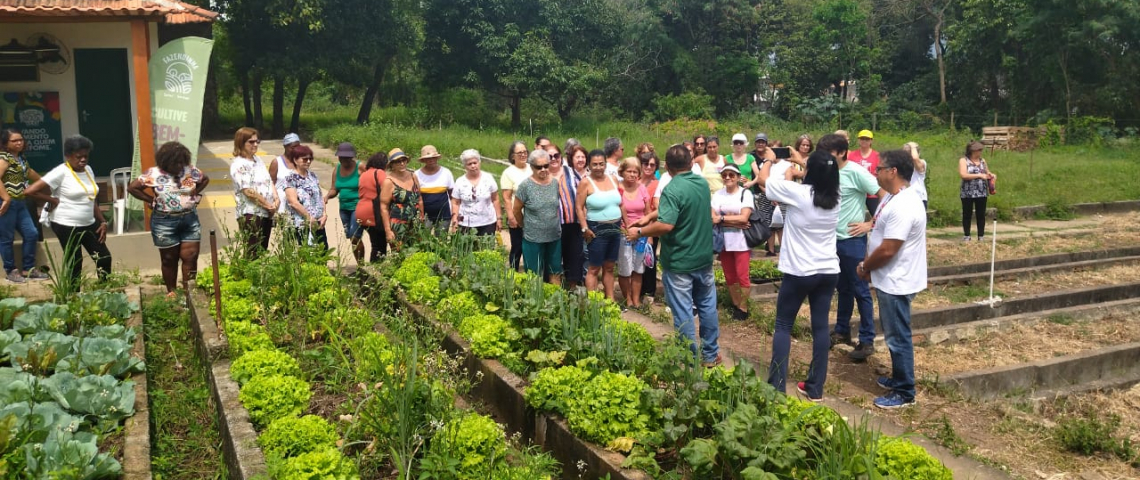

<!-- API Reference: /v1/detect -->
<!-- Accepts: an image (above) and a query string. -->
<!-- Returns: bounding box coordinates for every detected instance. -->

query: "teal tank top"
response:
[335,164,361,210]
[584,176,622,221]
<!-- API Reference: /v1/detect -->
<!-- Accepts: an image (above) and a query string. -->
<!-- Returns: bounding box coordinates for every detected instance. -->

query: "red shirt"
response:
[849,149,880,198]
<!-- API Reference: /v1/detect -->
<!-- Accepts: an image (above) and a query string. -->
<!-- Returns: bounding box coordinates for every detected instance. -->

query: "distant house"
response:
[0,0,217,176]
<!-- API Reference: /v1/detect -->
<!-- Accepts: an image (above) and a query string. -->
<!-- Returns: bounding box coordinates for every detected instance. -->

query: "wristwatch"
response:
[637,227,642,238]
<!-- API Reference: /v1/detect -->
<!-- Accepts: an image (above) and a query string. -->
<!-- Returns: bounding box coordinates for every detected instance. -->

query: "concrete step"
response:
[943,341,1140,401]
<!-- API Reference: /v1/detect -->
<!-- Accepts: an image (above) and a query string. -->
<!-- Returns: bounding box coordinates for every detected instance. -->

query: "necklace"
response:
[68,163,97,201]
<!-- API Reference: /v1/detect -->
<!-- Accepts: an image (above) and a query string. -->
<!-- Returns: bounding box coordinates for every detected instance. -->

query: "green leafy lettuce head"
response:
[238,374,312,428]
[259,415,340,461]
[270,447,359,480]
[230,349,302,385]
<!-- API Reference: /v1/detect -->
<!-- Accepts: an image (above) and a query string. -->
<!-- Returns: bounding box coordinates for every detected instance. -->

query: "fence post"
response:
[872,113,877,131]
[950,112,955,131]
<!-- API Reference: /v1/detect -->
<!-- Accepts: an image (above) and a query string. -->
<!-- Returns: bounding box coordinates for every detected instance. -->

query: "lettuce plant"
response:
[270,447,359,480]
[435,291,480,327]
[238,374,311,428]
[457,314,518,359]
[259,415,339,460]
[230,349,302,385]
[406,276,442,305]
[525,365,594,413]
[224,321,275,358]
[875,437,953,480]
[428,413,506,476]
[565,371,653,446]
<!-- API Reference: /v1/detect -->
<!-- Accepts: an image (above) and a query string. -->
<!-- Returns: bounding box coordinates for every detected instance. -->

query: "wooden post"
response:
[210,230,222,321]
[993,111,998,126]
[872,113,877,131]
[950,112,955,131]
[130,19,155,230]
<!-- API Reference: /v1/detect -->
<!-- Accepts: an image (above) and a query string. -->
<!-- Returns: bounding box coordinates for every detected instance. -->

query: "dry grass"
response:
[927,212,1140,267]
[912,262,1140,310]
[914,315,1140,375]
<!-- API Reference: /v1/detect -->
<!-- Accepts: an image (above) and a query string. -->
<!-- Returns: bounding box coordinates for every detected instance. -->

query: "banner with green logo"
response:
[147,36,213,167]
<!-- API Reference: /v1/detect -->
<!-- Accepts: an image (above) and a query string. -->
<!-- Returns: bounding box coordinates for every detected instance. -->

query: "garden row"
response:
[0,291,144,478]
[196,239,561,479]
[381,235,954,479]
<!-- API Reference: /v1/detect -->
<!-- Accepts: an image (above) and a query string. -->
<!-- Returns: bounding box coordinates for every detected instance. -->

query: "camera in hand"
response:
[771,147,792,159]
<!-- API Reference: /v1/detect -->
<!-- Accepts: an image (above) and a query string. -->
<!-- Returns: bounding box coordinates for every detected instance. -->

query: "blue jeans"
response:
[835,236,876,344]
[340,209,362,239]
[0,199,39,272]
[877,290,916,401]
[662,267,720,363]
[769,273,838,398]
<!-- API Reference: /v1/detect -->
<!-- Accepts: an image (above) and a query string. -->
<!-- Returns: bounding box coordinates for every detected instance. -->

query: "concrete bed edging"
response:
[927,245,1140,278]
[123,287,152,480]
[913,297,1140,346]
[944,341,1140,401]
[911,282,1140,331]
[186,290,269,480]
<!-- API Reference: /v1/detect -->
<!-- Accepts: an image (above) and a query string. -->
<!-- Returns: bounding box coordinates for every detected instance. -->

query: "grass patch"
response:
[143,294,227,480]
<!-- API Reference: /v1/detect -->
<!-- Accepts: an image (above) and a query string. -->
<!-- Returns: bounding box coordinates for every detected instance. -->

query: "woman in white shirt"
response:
[25,135,112,285]
[903,142,928,210]
[449,149,500,236]
[710,164,754,321]
[229,127,278,259]
[763,150,841,402]
[500,141,531,271]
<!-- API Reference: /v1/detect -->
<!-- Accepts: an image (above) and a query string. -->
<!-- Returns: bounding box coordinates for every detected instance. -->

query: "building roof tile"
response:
[0,0,217,23]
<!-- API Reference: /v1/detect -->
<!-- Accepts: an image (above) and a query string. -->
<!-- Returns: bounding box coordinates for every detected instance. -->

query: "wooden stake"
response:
[210,230,222,322]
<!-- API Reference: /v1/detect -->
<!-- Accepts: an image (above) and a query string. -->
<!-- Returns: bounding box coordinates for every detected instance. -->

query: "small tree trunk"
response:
[357,61,386,124]
[251,71,264,130]
[935,15,947,105]
[510,95,522,130]
[271,76,285,137]
[241,72,253,127]
[289,79,311,134]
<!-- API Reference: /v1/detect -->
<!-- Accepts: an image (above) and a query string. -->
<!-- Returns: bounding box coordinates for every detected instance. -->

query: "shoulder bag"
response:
[742,189,771,248]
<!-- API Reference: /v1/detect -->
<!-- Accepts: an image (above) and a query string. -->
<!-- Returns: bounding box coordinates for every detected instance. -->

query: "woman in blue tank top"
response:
[576,150,625,301]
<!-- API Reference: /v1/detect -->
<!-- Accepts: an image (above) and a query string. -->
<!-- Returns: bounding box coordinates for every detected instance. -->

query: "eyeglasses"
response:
[298,157,314,162]
[247,139,261,145]
[875,166,896,173]
[643,163,657,169]
[513,151,527,156]
[532,163,551,170]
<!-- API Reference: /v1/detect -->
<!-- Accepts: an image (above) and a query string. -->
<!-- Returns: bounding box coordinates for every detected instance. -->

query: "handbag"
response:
[988,177,997,195]
[368,170,382,226]
[742,190,771,248]
[712,224,726,253]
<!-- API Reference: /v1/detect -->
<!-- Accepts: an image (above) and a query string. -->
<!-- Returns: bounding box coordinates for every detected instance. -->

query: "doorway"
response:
[74,48,133,177]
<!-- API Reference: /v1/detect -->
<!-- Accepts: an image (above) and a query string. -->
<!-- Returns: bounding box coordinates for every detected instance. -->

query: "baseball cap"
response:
[754,133,769,143]
[720,164,741,175]
[731,133,748,143]
[282,133,301,146]
[858,130,874,139]
[335,142,356,158]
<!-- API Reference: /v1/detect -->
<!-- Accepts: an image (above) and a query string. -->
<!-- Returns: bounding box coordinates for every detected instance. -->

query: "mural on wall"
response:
[0,91,64,173]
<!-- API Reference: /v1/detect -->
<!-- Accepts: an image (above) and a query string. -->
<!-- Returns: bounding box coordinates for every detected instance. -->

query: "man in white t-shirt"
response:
[857,150,926,410]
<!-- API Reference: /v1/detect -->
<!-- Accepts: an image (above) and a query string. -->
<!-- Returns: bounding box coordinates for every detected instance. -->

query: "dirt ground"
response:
[927,212,1140,267]
[912,262,1140,310]
[913,314,1140,375]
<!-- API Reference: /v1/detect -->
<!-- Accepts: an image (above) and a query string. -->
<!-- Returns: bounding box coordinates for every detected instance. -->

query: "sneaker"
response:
[873,392,916,409]
[732,307,749,321]
[6,271,25,284]
[848,342,875,362]
[26,269,49,280]
[962,236,972,242]
[829,331,853,349]
[701,354,723,368]
[796,382,821,402]
[875,376,895,391]
[977,236,985,243]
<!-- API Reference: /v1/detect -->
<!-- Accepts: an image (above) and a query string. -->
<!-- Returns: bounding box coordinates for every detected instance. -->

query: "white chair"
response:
[108,167,132,235]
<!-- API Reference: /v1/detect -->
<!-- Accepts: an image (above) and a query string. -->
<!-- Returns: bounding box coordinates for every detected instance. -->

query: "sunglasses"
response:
[247,139,261,145]
[532,163,551,170]
[298,157,314,161]
[733,140,745,145]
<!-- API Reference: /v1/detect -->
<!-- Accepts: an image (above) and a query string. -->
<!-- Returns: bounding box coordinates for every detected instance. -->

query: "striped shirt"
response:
[558,165,582,224]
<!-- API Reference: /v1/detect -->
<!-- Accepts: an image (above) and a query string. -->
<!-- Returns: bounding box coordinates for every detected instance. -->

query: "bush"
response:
[875,437,953,480]
[1066,116,1115,146]
[224,321,275,357]
[652,92,716,121]
[271,447,359,480]
[230,349,302,385]
[238,375,312,428]
[260,415,340,460]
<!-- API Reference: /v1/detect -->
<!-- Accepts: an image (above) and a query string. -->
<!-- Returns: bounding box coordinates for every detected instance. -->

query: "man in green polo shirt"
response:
[626,144,721,366]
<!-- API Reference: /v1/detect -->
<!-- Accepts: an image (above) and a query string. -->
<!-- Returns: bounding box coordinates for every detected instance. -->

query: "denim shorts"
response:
[586,220,621,267]
[150,211,201,248]
[340,209,362,239]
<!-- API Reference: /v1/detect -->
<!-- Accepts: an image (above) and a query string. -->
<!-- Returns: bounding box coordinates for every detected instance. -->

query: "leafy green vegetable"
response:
[0,401,82,444]
[55,336,145,378]
[0,367,36,405]
[39,372,136,424]
[259,415,339,460]
[238,375,311,428]
[22,429,122,479]
[71,291,138,322]
[85,325,137,344]
[525,365,594,413]
[565,371,653,446]
[435,291,481,327]
[394,259,435,288]
[0,298,26,330]
[224,320,275,358]
[0,329,20,362]
[457,314,519,359]
[406,276,442,305]
[230,349,302,385]
[6,331,78,375]
[350,332,398,381]
[876,437,953,480]
[12,303,70,335]
[216,296,261,325]
[428,413,506,476]
[270,447,359,480]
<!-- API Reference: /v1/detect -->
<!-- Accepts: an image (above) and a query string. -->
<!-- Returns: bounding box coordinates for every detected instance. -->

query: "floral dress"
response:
[388,177,420,239]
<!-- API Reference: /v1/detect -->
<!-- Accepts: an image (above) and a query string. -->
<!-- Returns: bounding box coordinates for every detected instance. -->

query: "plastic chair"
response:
[108,167,132,235]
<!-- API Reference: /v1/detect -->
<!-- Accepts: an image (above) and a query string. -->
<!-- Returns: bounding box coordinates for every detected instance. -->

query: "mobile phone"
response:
[771,147,791,159]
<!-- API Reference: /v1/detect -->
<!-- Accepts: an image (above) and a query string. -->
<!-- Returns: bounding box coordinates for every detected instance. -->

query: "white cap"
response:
[282,133,301,145]
[731,133,748,143]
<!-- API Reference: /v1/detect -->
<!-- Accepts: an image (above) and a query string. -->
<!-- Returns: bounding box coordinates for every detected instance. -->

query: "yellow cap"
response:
[857,130,873,139]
